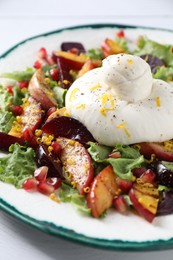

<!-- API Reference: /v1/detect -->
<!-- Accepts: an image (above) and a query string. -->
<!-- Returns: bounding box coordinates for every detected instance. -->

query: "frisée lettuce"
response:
[0,144,36,188]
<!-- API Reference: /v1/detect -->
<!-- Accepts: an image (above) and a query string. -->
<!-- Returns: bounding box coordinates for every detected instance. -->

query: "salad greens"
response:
[59,183,91,216]
[1,29,173,222]
[135,36,173,66]
[0,144,36,188]
[1,68,35,81]
[0,85,13,110]
[86,48,103,60]
[0,111,15,133]
[87,143,144,180]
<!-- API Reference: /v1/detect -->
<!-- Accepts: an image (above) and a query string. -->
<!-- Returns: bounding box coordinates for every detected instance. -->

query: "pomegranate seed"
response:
[37,182,55,195]
[23,177,38,191]
[50,68,59,81]
[6,85,13,95]
[46,56,55,65]
[140,169,156,184]
[108,151,121,158]
[17,80,29,89]
[132,167,147,178]
[113,196,128,214]
[22,127,38,148]
[46,107,56,118]
[46,177,62,190]
[33,60,42,69]
[11,105,23,116]
[51,141,62,155]
[34,166,48,182]
[116,177,133,193]
[38,47,47,59]
[116,30,125,38]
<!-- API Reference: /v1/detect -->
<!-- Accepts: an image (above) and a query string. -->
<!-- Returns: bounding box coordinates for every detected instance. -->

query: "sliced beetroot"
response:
[42,116,95,144]
[140,54,165,73]
[150,161,173,187]
[0,132,25,151]
[36,143,63,179]
[157,190,173,216]
[61,42,85,54]
[57,56,72,89]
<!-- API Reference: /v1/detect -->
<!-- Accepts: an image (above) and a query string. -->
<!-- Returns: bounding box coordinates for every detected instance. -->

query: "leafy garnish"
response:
[88,142,144,180]
[58,183,91,216]
[0,85,13,110]
[153,66,173,81]
[107,156,144,181]
[0,144,36,188]
[87,142,112,161]
[86,48,103,60]
[135,36,173,66]
[112,144,141,159]
[53,86,67,108]
[0,111,15,133]
[1,68,35,81]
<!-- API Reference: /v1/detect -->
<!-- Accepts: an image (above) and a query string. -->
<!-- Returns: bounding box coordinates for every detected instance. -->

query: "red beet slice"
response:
[36,144,63,179]
[41,116,95,144]
[61,42,85,54]
[0,132,25,151]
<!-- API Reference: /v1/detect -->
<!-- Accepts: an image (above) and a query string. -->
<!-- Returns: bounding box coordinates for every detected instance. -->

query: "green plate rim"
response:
[1,23,173,251]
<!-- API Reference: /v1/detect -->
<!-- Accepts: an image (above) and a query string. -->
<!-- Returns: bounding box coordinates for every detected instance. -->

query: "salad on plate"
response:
[1,28,173,224]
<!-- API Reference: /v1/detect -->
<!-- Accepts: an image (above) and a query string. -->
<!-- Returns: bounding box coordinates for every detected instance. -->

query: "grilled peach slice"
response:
[28,69,57,110]
[101,38,124,58]
[56,137,93,194]
[87,165,121,218]
[77,59,102,78]
[138,142,173,162]
[54,51,88,70]
[9,96,43,139]
[129,182,159,222]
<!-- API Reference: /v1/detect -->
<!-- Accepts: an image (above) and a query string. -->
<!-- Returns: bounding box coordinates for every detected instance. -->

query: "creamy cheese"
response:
[65,54,173,146]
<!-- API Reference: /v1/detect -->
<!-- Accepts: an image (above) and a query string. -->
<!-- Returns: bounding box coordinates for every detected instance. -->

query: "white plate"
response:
[1,24,173,251]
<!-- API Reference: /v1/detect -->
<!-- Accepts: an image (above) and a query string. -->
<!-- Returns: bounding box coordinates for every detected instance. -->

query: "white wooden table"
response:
[1,0,173,259]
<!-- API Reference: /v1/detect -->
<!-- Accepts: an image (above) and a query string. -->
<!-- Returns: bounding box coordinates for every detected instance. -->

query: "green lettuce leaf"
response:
[87,142,144,180]
[86,48,103,60]
[0,144,36,188]
[115,37,130,52]
[12,86,28,105]
[112,144,141,159]
[153,66,173,81]
[107,155,144,180]
[53,86,67,108]
[1,68,35,81]
[87,142,112,161]
[134,36,173,66]
[0,111,15,133]
[0,85,13,110]
[162,161,173,171]
[58,183,91,216]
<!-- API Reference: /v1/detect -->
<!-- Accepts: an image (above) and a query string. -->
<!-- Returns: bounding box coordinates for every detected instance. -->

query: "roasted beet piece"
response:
[140,54,165,73]
[157,190,173,216]
[61,42,85,54]
[150,161,173,187]
[0,132,25,151]
[57,56,72,89]
[42,116,95,144]
[36,144,63,178]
